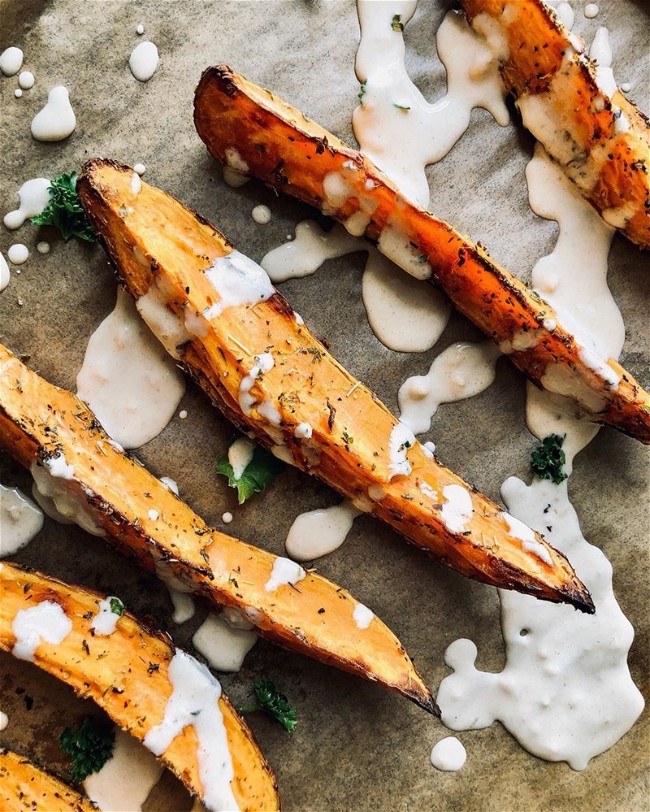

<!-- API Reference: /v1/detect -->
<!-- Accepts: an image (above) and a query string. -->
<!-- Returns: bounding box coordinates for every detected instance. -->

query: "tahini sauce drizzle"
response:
[0,484,43,557]
[261,221,449,353]
[354,1,509,206]
[438,140,643,768]
[76,288,185,449]
[143,650,239,812]
[84,728,162,812]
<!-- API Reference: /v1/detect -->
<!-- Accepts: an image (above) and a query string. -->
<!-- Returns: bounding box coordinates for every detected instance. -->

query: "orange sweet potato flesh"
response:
[77,158,593,615]
[0,748,97,812]
[461,0,650,249]
[192,65,650,445]
[0,344,435,715]
[0,562,279,812]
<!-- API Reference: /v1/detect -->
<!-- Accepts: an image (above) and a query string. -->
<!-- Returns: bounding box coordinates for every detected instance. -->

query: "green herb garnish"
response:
[392,14,404,32]
[358,82,367,101]
[60,717,115,781]
[531,434,568,484]
[109,597,124,616]
[393,102,411,110]
[216,439,283,505]
[31,171,95,242]
[240,679,297,734]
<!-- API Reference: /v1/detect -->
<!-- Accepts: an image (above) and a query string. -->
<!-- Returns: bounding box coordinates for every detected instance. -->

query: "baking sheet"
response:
[1,1,648,810]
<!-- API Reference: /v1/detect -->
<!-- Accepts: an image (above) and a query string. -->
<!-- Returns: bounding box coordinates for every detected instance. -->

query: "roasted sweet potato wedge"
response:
[0,344,434,714]
[0,562,279,812]
[461,0,650,248]
[77,158,593,614]
[0,748,96,812]
[192,65,650,444]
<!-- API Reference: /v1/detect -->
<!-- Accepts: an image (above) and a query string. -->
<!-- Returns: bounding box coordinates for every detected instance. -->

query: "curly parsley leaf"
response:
[109,596,124,616]
[31,172,96,242]
[60,716,115,782]
[531,434,568,485]
[240,678,297,734]
[391,14,404,32]
[216,438,284,505]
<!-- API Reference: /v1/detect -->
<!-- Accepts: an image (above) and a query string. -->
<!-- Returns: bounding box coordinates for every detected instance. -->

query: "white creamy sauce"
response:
[354,2,509,206]
[143,650,239,812]
[84,728,162,812]
[203,250,274,320]
[0,484,44,557]
[3,177,50,230]
[0,47,23,76]
[285,500,362,561]
[261,220,360,282]
[500,511,553,566]
[31,455,105,536]
[0,253,9,292]
[440,484,473,533]
[91,597,123,636]
[430,736,466,771]
[160,476,179,494]
[438,90,643,767]
[584,4,600,20]
[134,162,146,175]
[155,562,196,625]
[589,27,617,98]
[36,241,50,254]
[388,422,416,479]
[129,41,159,82]
[192,611,257,673]
[222,511,233,524]
[136,283,191,359]
[77,288,185,449]
[14,88,22,98]
[398,341,500,435]
[262,220,450,352]
[239,352,276,419]
[130,171,142,196]
[353,603,374,630]
[18,70,34,89]
[265,556,306,592]
[12,599,72,661]
[251,204,271,224]
[31,86,76,141]
[361,252,450,352]
[0,711,7,731]
[8,244,29,265]
[227,437,255,479]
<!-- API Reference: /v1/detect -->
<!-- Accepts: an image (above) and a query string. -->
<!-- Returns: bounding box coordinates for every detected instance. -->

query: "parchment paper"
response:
[1,1,648,810]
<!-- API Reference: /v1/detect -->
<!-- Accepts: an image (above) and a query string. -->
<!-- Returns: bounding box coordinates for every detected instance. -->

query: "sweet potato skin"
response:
[0,749,97,812]
[192,65,650,445]
[0,343,435,715]
[461,0,650,249]
[0,562,279,812]
[77,158,594,615]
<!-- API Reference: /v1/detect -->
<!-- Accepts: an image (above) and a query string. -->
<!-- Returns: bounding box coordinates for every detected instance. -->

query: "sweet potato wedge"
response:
[0,344,434,714]
[0,561,278,812]
[192,65,650,444]
[0,748,96,812]
[461,0,650,249]
[77,158,593,614]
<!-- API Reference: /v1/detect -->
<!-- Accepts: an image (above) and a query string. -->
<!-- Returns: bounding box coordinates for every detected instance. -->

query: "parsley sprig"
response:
[60,716,115,781]
[216,439,283,505]
[531,434,568,484]
[240,679,297,734]
[31,171,96,242]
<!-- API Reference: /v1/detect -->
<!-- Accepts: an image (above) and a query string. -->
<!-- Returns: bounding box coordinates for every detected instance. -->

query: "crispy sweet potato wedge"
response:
[0,748,96,812]
[0,562,278,812]
[0,344,435,714]
[461,0,650,249]
[192,65,650,444]
[77,158,593,614]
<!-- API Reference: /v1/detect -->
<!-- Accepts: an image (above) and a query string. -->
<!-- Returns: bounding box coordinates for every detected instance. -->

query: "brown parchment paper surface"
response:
[0,1,648,810]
